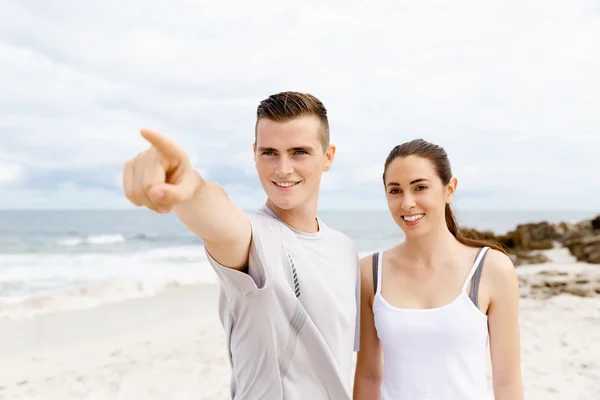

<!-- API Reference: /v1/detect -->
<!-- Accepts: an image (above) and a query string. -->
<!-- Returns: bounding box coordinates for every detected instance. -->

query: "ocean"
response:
[0,208,596,319]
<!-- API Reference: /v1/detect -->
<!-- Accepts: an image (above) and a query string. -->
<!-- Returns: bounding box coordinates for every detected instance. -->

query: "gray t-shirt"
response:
[206,206,360,399]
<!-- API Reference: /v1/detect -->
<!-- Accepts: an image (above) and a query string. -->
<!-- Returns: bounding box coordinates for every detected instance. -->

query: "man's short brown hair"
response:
[255,91,330,151]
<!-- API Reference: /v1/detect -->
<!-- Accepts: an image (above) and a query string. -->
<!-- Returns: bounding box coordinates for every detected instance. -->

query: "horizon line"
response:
[0,207,597,213]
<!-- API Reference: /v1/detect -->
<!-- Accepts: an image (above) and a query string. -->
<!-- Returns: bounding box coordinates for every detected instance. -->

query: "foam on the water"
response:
[2,209,595,321]
[58,234,126,246]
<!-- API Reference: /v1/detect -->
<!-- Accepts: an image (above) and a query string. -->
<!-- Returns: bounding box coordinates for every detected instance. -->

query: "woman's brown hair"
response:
[383,139,507,254]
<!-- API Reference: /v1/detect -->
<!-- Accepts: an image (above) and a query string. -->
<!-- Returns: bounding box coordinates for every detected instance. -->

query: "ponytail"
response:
[445,204,507,254]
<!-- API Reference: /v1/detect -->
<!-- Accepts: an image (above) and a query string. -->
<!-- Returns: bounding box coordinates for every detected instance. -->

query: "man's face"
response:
[253,115,335,211]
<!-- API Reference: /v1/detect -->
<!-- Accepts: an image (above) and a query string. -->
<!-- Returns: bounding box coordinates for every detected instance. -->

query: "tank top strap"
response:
[372,252,378,295]
[371,251,384,295]
[461,247,490,293]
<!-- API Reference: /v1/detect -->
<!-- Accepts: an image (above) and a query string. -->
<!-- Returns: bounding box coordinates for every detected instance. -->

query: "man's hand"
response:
[122,128,252,269]
[123,128,201,214]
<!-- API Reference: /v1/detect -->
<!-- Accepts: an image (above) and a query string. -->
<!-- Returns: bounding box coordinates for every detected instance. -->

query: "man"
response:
[122,92,360,399]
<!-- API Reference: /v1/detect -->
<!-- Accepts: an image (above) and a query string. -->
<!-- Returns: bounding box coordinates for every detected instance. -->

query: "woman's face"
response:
[384,155,456,238]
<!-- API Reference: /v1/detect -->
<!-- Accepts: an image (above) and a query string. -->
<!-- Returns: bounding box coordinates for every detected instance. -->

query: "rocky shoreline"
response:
[460,214,600,299]
[461,214,600,266]
[520,268,600,299]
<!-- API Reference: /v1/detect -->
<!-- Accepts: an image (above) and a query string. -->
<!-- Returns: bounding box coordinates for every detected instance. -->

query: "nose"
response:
[275,155,293,177]
[401,193,416,211]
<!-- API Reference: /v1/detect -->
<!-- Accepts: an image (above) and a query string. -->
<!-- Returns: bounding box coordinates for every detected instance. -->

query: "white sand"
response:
[1,250,599,399]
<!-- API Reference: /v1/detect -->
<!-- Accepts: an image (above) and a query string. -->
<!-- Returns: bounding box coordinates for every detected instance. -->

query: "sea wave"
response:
[58,234,126,246]
[54,233,200,248]
[0,244,381,320]
[0,244,217,320]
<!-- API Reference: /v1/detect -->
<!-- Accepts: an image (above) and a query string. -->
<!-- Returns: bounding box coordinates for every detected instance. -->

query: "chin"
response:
[403,228,428,238]
[271,192,318,212]
[271,200,296,210]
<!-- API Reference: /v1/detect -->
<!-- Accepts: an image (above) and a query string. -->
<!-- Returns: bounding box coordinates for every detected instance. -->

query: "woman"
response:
[353,139,523,400]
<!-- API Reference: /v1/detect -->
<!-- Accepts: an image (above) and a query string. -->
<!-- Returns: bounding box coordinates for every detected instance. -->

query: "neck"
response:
[265,199,320,233]
[402,223,458,264]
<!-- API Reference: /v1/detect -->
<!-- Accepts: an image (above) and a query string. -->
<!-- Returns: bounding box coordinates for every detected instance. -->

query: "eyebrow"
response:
[257,146,315,153]
[386,178,430,187]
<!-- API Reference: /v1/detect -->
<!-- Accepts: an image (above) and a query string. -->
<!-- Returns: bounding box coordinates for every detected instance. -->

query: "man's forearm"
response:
[173,171,249,245]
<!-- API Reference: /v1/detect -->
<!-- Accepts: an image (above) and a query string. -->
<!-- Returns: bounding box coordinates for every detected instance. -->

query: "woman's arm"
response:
[485,250,524,400]
[353,256,384,400]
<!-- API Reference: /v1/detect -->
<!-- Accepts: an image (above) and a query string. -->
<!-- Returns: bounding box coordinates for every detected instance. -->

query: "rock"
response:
[525,239,554,250]
[538,270,568,277]
[554,222,579,236]
[563,286,597,297]
[460,228,497,242]
[592,215,600,231]
[520,271,600,299]
[581,235,600,246]
[563,233,600,264]
[460,228,516,250]
[461,214,600,266]
[544,280,568,289]
[512,222,559,249]
[563,230,588,247]
[587,249,600,264]
[510,251,550,266]
[557,220,593,245]
[497,234,516,248]
[460,227,551,266]
[577,220,593,232]
[462,224,557,251]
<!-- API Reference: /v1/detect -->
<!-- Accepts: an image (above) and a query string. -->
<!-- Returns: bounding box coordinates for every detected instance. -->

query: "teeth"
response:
[274,181,298,188]
[403,214,424,222]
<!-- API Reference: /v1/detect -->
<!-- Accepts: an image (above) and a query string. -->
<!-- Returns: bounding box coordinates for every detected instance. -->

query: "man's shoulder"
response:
[319,221,356,251]
[247,209,282,232]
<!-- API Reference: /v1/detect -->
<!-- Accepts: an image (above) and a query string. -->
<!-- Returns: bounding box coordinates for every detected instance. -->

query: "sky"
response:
[0,0,598,211]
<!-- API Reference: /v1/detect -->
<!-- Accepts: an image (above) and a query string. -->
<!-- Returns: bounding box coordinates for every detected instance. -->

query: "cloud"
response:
[0,0,598,210]
[0,161,21,185]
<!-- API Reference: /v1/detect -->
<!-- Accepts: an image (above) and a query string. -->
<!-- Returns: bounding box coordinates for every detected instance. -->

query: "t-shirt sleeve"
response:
[353,252,361,352]
[204,214,274,297]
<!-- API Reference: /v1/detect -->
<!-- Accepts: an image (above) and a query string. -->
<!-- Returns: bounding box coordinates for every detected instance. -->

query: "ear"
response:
[323,144,336,172]
[445,176,458,203]
[252,143,257,162]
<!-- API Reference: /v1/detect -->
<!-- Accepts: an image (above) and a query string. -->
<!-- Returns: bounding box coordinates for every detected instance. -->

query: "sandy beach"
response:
[1,248,599,400]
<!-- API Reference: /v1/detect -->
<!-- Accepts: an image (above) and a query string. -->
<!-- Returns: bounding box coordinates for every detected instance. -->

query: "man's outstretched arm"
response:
[122,128,251,270]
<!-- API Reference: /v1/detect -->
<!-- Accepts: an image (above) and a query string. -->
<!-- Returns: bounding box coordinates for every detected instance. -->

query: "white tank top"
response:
[372,247,492,400]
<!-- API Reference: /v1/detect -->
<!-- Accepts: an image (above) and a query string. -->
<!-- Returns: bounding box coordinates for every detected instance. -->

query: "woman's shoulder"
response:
[359,245,403,267]
[359,251,379,279]
[481,247,519,290]
[482,247,515,271]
